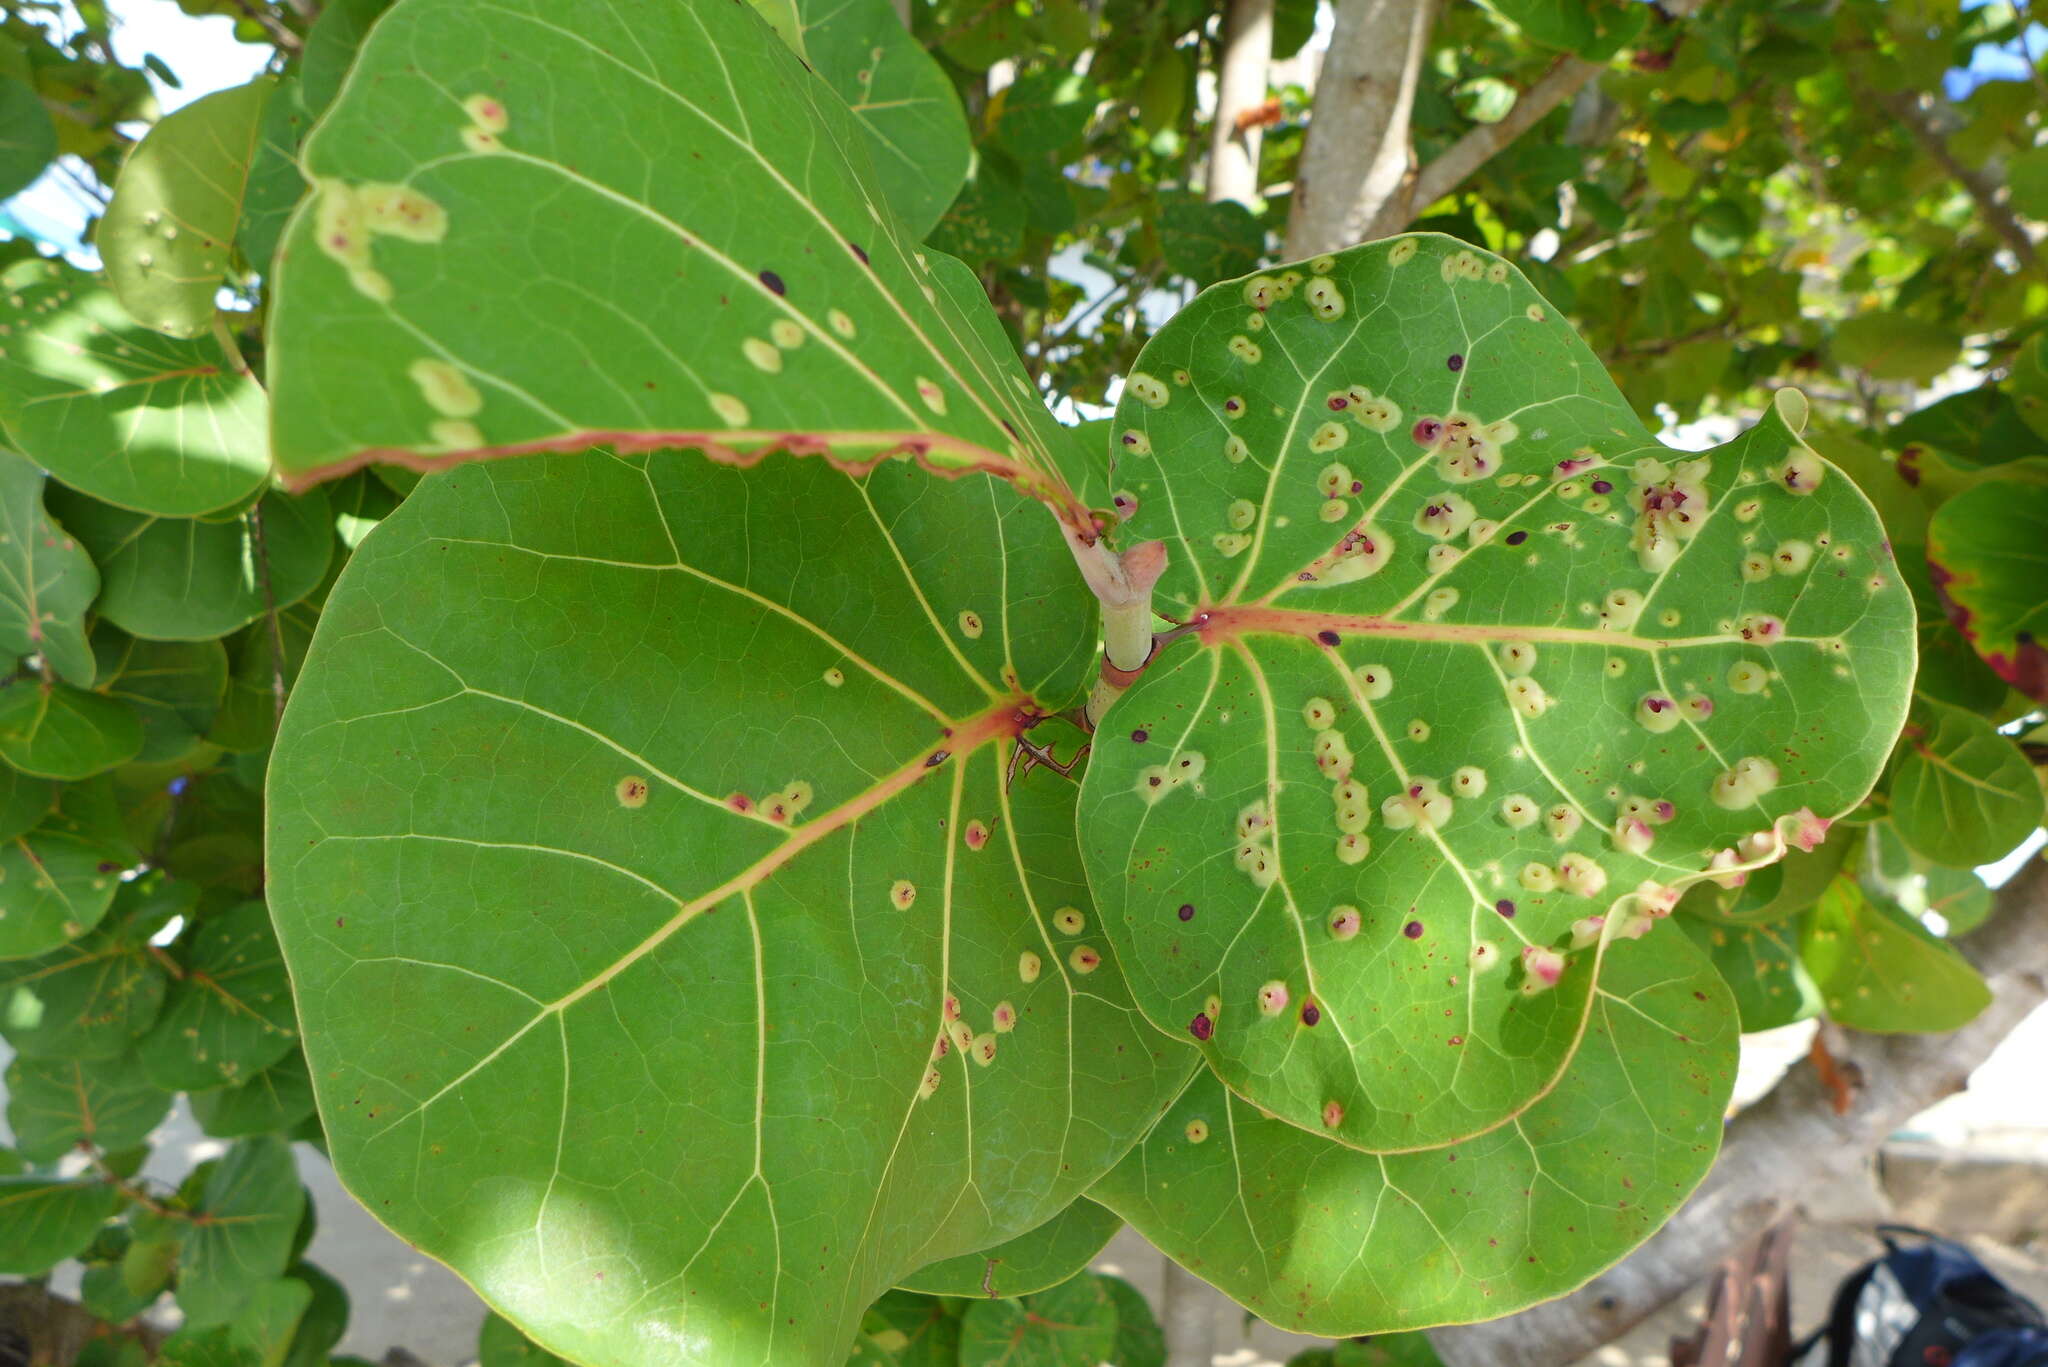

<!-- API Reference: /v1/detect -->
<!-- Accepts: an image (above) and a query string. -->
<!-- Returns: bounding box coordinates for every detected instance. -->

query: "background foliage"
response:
[0,0,2040,1363]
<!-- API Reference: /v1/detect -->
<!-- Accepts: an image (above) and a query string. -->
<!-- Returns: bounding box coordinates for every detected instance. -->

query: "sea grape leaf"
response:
[1678,914,1819,1032]
[1800,876,1990,1033]
[0,676,145,779]
[1926,479,2048,701]
[48,488,332,642]
[1079,236,1912,1149]
[176,1137,309,1328]
[848,1293,960,1367]
[958,1273,1118,1367]
[1889,697,2044,868]
[1158,196,1267,287]
[100,77,276,339]
[478,1313,570,1367]
[1101,1274,1166,1367]
[207,605,313,751]
[898,1196,1121,1297]
[0,875,189,1058]
[0,452,100,684]
[4,1051,174,1161]
[793,0,971,238]
[0,820,125,958]
[1832,314,1960,384]
[266,450,1191,1367]
[0,74,59,201]
[237,74,316,276]
[1863,822,1993,937]
[1091,932,1736,1335]
[0,259,270,517]
[0,761,55,840]
[0,1177,119,1274]
[137,901,298,1091]
[279,1263,350,1367]
[1670,836,1850,928]
[92,629,230,763]
[190,1048,317,1139]
[262,0,1093,533]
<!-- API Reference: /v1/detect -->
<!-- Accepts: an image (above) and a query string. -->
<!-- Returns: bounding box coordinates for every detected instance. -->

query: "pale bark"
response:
[1208,0,1275,206]
[1283,0,1435,257]
[1161,1261,1217,1367]
[1431,855,2048,1367]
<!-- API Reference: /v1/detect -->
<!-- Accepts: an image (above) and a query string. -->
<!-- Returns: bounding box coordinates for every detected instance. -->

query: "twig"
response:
[1873,87,2042,278]
[226,0,302,52]
[246,502,289,727]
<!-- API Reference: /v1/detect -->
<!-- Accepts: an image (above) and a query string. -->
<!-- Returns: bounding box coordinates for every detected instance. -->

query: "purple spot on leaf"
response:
[1404,920,1424,939]
[1178,903,1195,922]
[1189,1012,1213,1041]
[1447,354,1464,372]
[1495,899,1516,918]
[759,269,785,295]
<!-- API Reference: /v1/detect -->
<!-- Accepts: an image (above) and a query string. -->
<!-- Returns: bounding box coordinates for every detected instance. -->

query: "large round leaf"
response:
[262,0,1091,529]
[0,677,144,780]
[1081,236,1912,1151]
[1091,931,1737,1335]
[4,1051,173,1161]
[267,451,1192,1367]
[0,259,269,517]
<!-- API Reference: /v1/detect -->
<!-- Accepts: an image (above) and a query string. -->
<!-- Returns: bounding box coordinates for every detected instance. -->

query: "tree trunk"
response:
[1206,0,1275,206]
[1282,0,1436,258]
[1431,855,2048,1367]
[1160,1261,1217,1367]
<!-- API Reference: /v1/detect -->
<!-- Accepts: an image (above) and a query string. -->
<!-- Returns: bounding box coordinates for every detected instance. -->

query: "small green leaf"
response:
[2008,146,2048,221]
[191,1048,317,1139]
[48,489,333,642]
[279,1263,350,1367]
[137,901,298,1091]
[0,74,59,200]
[958,1273,1117,1366]
[4,1051,173,1162]
[1091,934,1736,1335]
[1926,479,2048,702]
[100,77,276,338]
[0,821,125,957]
[1800,876,1990,1032]
[176,1136,309,1327]
[479,1312,570,1367]
[848,1293,959,1367]
[1863,822,1992,937]
[0,875,185,1057]
[0,1176,119,1274]
[1833,314,1961,383]
[300,0,397,112]
[0,259,270,517]
[92,629,230,763]
[0,677,145,780]
[0,452,101,684]
[898,1197,1122,1297]
[1159,196,1266,286]
[1889,697,2044,868]
[224,1276,314,1367]
[796,0,971,237]
[1101,1274,1166,1367]
[1678,915,1819,1031]
[237,75,316,275]
[0,761,56,840]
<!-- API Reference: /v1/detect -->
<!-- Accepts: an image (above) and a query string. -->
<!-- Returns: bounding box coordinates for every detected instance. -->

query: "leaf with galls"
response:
[1080,235,1912,1155]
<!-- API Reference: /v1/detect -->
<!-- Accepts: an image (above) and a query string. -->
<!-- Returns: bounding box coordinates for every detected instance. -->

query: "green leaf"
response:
[224,1276,314,1367]
[848,1293,959,1367]
[268,451,1190,1366]
[1485,0,1644,58]
[4,1051,173,1161]
[1159,196,1266,287]
[2008,146,2048,220]
[1673,837,1849,927]
[100,78,275,339]
[137,901,298,1091]
[898,1197,1121,1297]
[1862,821,1993,937]
[0,820,126,958]
[279,1263,350,1367]
[48,488,333,642]
[0,875,186,1058]
[0,452,100,684]
[958,1273,1117,1366]
[1926,479,2048,702]
[0,1176,119,1274]
[1082,236,1910,1149]
[82,1251,165,1323]
[93,628,230,763]
[795,0,971,237]
[1101,1274,1165,1367]
[237,75,316,276]
[1800,876,1990,1032]
[479,1312,570,1367]
[262,0,1094,535]
[1091,933,1736,1335]
[0,74,59,200]
[206,604,315,752]
[176,1136,309,1328]
[1678,915,1819,1031]
[0,259,270,517]
[158,1327,259,1367]
[0,676,145,779]
[0,760,56,840]
[1832,314,1960,383]
[191,1047,317,1139]
[1889,697,2044,868]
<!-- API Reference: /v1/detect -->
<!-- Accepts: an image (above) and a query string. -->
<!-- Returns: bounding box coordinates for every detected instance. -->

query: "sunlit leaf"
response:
[0,259,270,517]
[1800,875,1989,1032]
[268,451,1189,1365]
[0,74,59,201]
[1081,235,1910,1149]
[101,78,275,338]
